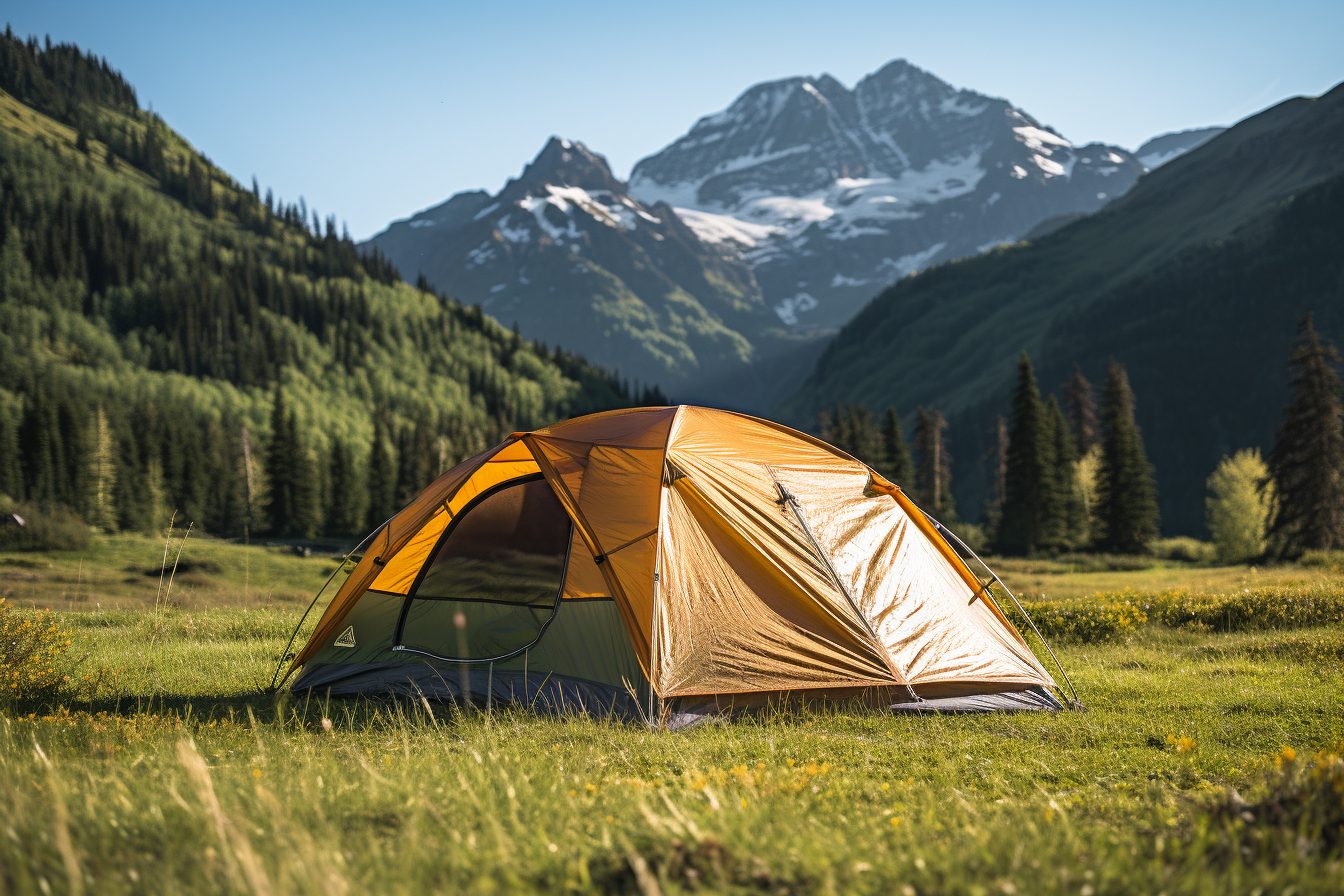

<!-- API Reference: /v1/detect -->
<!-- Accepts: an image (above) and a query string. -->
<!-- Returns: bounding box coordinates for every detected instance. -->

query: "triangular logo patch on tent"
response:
[334,626,356,648]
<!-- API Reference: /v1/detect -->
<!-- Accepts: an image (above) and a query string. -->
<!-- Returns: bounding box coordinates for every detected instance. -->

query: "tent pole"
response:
[921,511,1083,710]
[268,518,390,692]
[649,558,661,729]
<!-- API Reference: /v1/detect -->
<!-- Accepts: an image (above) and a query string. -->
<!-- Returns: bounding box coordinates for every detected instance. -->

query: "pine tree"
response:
[995,355,1056,555]
[827,405,883,466]
[239,425,258,542]
[816,407,836,445]
[1266,314,1344,557]
[366,414,397,529]
[327,439,365,537]
[983,416,1009,535]
[19,381,59,505]
[1094,361,1160,553]
[84,406,117,530]
[1047,396,1088,550]
[204,417,246,536]
[880,408,915,486]
[290,435,320,540]
[913,407,955,519]
[1063,363,1099,452]
[265,387,295,535]
[0,396,21,500]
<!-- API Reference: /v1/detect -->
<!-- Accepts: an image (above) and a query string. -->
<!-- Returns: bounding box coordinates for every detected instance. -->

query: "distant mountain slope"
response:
[368,59,1176,398]
[0,30,627,536]
[787,83,1344,534]
[1133,126,1224,168]
[630,59,1146,331]
[364,137,807,399]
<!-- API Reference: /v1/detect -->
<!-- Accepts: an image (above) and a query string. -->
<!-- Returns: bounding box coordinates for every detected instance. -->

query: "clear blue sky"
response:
[7,1,1342,239]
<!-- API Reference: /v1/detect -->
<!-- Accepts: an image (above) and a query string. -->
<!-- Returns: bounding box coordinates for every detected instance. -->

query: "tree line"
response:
[0,27,643,544]
[817,313,1344,561]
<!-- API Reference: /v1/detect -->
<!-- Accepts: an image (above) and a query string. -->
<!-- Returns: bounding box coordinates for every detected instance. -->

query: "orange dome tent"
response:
[278,406,1072,725]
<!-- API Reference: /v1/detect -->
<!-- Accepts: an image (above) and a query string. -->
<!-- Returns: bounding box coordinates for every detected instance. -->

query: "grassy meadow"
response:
[2,533,1343,894]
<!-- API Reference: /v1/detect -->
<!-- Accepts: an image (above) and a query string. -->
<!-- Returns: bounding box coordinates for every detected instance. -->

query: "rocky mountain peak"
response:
[510,136,625,195]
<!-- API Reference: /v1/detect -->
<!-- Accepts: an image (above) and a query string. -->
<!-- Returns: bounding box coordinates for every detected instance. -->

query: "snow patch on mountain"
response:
[634,152,988,249]
[879,242,946,279]
[1012,125,1072,151]
[775,292,818,325]
[676,207,780,247]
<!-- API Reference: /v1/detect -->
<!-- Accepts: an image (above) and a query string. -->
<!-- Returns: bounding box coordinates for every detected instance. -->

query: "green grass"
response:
[0,532,336,611]
[989,552,1341,599]
[2,537,1343,893]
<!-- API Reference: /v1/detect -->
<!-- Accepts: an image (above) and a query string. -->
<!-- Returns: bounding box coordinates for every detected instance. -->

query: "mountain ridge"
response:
[365,135,808,404]
[369,57,1206,398]
[785,82,1344,534]
[628,58,1147,330]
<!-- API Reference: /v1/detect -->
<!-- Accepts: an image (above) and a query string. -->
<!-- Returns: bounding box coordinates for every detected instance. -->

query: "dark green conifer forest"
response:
[0,29,630,539]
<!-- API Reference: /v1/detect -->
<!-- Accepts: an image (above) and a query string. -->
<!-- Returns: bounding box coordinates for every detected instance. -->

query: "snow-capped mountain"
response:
[1133,126,1224,169]
[629,59,1147,329]
[367,59,1214,397]
[365,138,783,391]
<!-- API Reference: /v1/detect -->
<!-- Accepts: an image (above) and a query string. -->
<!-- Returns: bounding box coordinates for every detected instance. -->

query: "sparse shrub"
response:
[1201,746,1344,861]
[1152,537,1215,564]
[0,503,92,553]
[951,522,988,553]
[1298,549,1344,571]
[1050,552,1157,572]
[1017,596,1148,643]
[0,597,74,705]
[1206,449,1274,563]
[1021,583,1344,644]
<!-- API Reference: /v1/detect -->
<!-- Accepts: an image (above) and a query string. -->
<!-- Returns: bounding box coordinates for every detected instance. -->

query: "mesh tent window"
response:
[392,474,573,663]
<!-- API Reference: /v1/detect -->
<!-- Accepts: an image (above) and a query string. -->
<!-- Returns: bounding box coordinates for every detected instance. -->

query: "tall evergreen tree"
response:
[880,408,915,486]
[1047,396,1089,550]
[995,355,1056,555]
[239,425,258,541]
[366,414,397,530]
[826,405,883,466]
[264,388,292,533]
[983,415,1010,536]
[327,439,365,537]
[816,407,836,446]
[1266,314,1344,557]
[84,406,117,530]
[0,396,22,500]
[913,407,955,520]
[290,435,320,540]
[19,381,61,505]
[1094,361,1160,553]
[264,386,314,537]
[1062,363,1099,453]
[204,416,246,536]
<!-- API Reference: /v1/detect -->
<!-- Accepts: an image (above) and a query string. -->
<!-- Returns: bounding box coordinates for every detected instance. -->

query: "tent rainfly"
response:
[278,406,1072,726]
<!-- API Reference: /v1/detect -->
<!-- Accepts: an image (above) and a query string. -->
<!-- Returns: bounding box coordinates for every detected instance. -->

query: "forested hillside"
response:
[0,30,631,540]
[787,83,1344,534]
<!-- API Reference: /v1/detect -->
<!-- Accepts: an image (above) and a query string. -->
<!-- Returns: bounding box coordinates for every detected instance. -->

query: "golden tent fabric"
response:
[286,406,1055,702]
